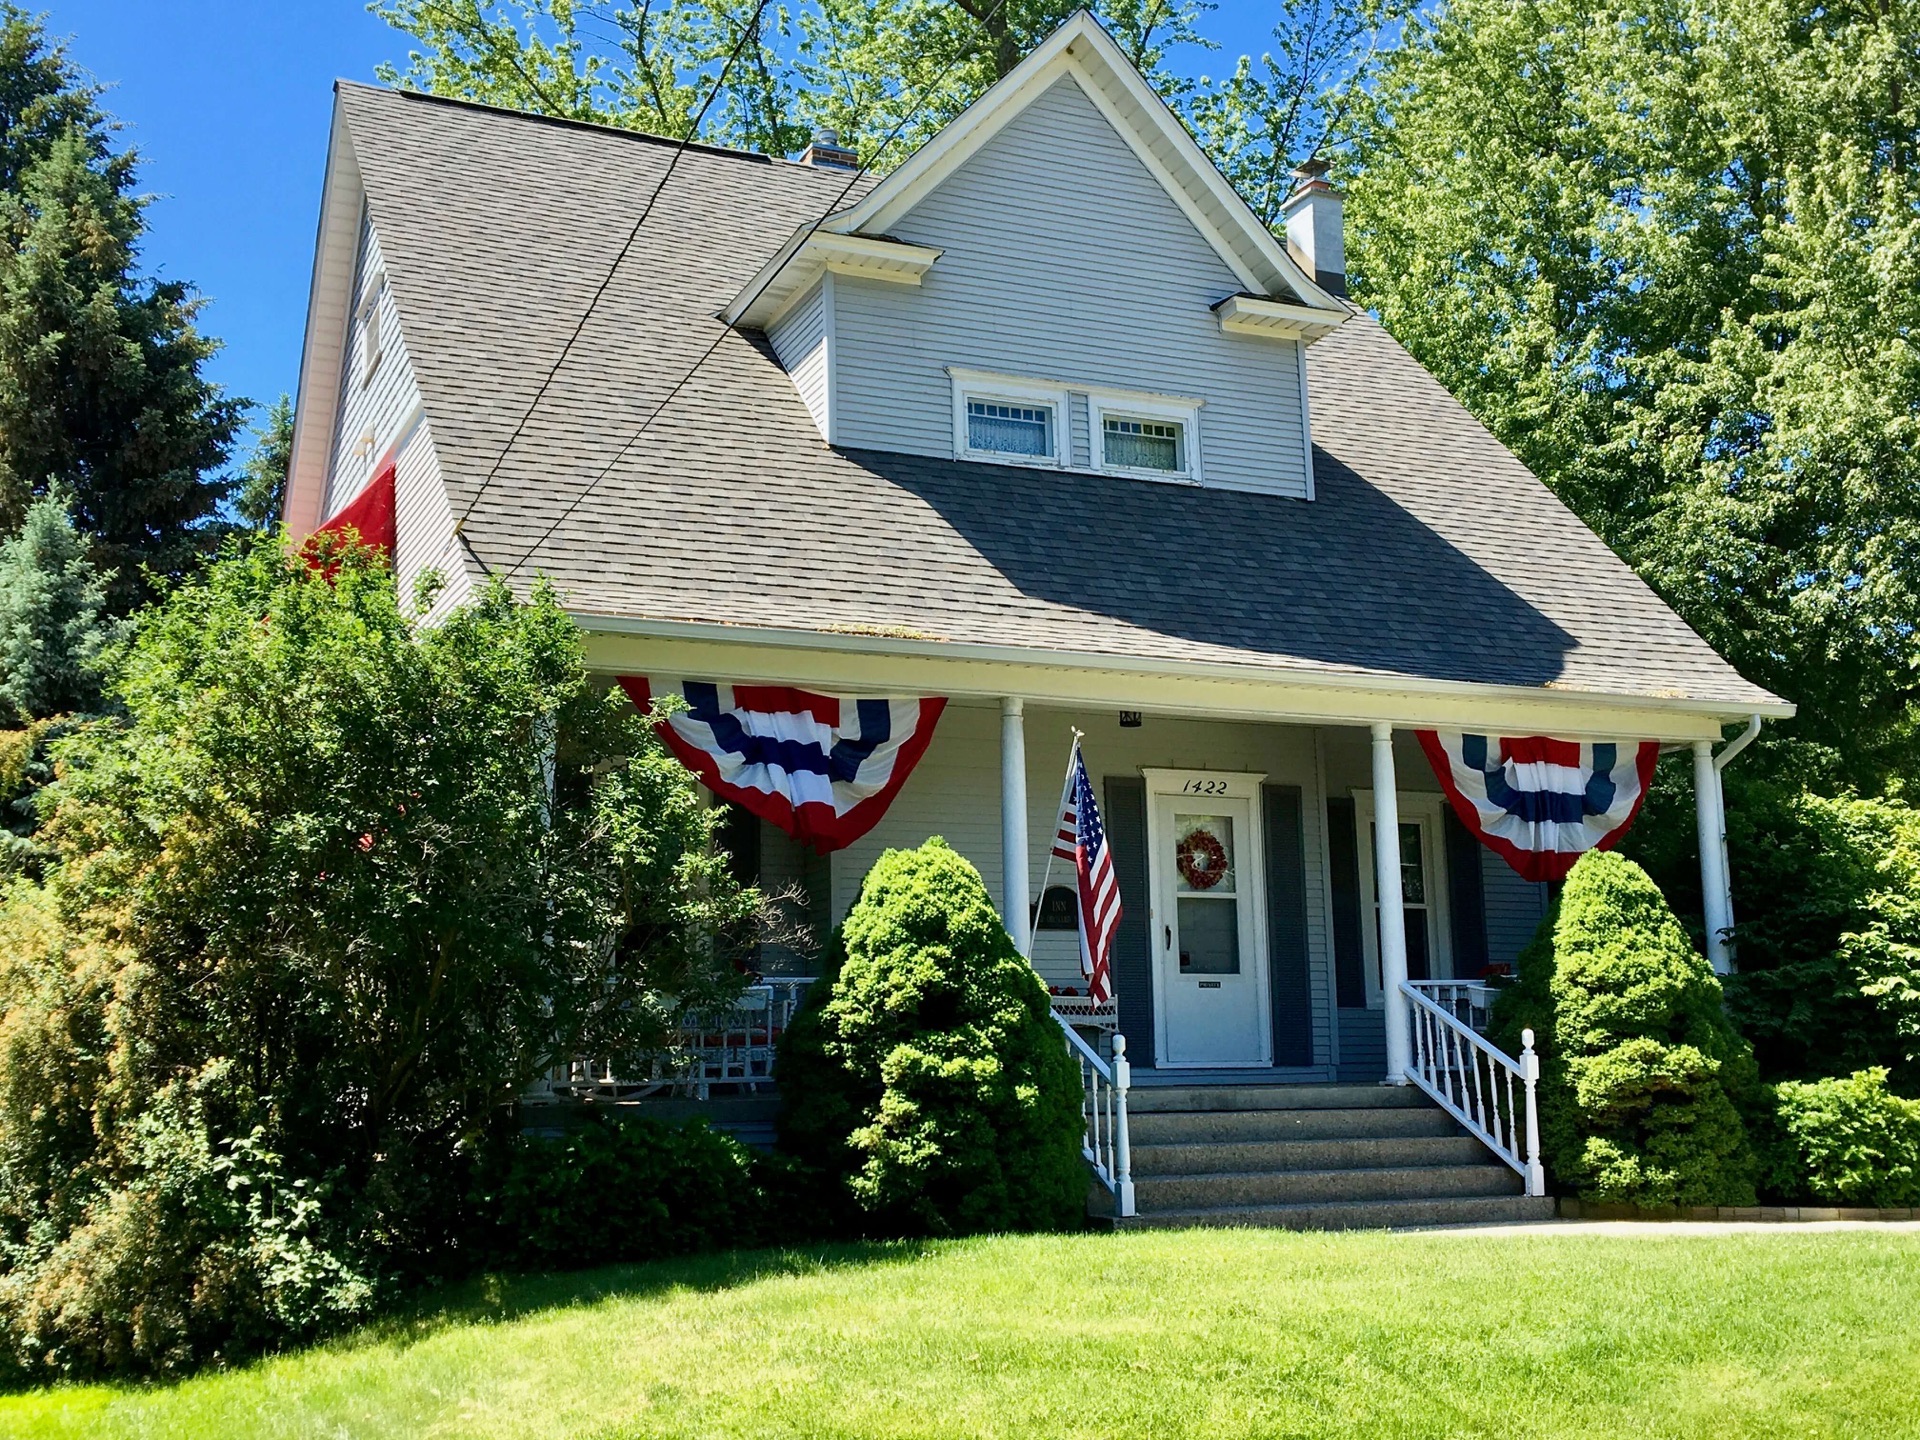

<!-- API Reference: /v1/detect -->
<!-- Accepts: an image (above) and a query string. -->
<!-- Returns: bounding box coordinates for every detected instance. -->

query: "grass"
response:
[2,1227,1918,1439]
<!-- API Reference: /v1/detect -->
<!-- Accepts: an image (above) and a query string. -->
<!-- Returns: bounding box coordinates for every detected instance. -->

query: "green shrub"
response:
[484,1116,792,1269]
[1625,767,1920,1093]
[1492,851,1759,1206]
[1759,1068,1920,1207]
[0,535,759,1378]
[775,838,1084,1236]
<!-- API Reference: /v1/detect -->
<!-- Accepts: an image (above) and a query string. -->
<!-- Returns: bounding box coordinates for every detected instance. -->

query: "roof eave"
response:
[566,609,1795,730]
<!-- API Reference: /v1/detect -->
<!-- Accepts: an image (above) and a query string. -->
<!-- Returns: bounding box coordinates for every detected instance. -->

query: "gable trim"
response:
[825,13,1342,313]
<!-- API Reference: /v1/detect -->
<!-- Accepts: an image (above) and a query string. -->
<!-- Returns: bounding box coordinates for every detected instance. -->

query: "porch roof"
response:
[327,84,1786,720]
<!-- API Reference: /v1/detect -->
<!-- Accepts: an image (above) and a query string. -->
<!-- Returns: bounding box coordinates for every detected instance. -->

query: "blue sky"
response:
[53,2,1277,450]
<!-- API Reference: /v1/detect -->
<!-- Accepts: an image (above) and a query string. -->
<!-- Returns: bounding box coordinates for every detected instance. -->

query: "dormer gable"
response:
[749,13,1348,501]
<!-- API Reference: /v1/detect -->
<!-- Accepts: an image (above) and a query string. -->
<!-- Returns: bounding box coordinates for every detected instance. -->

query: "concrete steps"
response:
[1103,1083,1554,1231]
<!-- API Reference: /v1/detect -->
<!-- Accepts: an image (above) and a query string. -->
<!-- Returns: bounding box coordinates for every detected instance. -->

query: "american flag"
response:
[1051,744,1120,1004]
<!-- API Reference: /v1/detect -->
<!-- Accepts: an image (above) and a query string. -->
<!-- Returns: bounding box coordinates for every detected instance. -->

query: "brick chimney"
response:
[1280,159,1346,297]
[798,127,859,172]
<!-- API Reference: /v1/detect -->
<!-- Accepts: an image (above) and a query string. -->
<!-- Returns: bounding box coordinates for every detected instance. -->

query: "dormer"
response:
[737,11,1347,500]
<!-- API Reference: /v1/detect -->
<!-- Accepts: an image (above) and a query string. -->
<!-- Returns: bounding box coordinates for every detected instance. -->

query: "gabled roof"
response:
[295,79,1786,721]
[726,10,1346,330]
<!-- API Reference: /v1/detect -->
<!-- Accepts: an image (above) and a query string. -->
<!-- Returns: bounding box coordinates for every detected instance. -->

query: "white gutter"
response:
[1713,713,1764,772]
[567,610,1796,725]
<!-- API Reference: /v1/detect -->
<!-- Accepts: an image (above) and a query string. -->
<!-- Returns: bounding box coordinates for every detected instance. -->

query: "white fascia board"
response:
[567,611,1796,736]
[1214,293,1349,344]
[828,11,1345,317]
[285,92,365,538]
[726,232,942,330]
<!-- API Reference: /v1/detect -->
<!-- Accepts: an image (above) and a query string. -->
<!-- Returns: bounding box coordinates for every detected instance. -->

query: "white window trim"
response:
[1091,390,1203,485]
[1353,789,1454,1008]
[949,367,1205,483]
[949,368,1069,470]
[357,272,387,388]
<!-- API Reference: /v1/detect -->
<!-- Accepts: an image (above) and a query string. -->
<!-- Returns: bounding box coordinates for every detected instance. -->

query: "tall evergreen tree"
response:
[0,8,243,610]
[0,490,116,721]
[236,393,293,531]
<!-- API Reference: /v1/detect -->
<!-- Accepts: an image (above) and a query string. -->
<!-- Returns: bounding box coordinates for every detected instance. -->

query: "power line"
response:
[446,0,774,537]
[501,0,1012,578]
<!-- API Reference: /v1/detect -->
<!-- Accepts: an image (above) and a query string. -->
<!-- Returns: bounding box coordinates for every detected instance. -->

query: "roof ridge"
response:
[334,79,817,171]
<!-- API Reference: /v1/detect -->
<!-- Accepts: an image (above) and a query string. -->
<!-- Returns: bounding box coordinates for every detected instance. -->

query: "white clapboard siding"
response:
[829,706,1336,1068]
[323,214,474,623]
[829,75,1311,499]
[767,279,831,440]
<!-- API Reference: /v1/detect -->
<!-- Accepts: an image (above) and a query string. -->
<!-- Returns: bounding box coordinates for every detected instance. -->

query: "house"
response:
[285,14,1789,1226]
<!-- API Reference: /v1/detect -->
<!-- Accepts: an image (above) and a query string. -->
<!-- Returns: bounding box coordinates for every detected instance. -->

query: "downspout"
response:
[1696,714,1763,974]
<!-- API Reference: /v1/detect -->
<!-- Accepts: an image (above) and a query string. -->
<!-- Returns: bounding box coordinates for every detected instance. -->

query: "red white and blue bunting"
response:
[620,677,946,854]
[1417,732,1661,883]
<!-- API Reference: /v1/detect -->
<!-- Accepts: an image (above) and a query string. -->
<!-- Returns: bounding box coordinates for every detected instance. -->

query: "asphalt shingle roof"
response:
[336,83,1781,712]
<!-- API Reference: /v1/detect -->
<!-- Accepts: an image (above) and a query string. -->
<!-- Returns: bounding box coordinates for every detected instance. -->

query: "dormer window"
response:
[1103,415,1184,473]
[969,400,1053,459]
[950,370,1068,468]
[1091,391,1201,484]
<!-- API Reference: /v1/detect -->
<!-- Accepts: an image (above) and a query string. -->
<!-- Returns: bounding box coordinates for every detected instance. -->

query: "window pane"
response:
[1173,814,1236,894]
[1177,896,1240,973]
[967,400,1052,457]
[1103,416,1182,471]
[1399,823,1425,904]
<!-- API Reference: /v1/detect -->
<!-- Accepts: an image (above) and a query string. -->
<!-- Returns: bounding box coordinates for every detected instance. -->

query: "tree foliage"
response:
[370,0,1394,181]
[0,490,117,722]
[1343,0,1920,787]
[235,394,293,531]
[0,7,242,609]
[1493,851,1758,1206]
[0,536,761,1377]
[776,837,1084,1236]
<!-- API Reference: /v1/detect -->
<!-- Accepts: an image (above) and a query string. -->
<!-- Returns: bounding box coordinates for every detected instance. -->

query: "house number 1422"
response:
[1181,778,1229,796]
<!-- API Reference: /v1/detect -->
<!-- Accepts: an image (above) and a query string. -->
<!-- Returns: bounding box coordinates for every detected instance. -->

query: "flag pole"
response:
[1024,728,1084,961]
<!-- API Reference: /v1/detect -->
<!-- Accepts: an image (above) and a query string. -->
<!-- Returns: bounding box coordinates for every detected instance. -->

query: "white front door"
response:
[1145,772,1270,1067]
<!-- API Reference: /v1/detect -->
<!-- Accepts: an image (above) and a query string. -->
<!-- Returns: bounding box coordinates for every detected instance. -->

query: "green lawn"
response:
[4,1227,1918,1439]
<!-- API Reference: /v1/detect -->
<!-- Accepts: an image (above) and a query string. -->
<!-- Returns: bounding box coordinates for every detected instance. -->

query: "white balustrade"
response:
[1399,981,1546,1197]
[1405,978,1502,1035]
[1056,1016,1135,1218]
[533,977,818,1102]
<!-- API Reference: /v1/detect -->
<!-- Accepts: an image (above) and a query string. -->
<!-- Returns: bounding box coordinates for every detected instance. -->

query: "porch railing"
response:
[1057,1015,1134,1218]
[1405,979,1502,1035]
[533,977,818,1103]
[1400,981,1546,1197]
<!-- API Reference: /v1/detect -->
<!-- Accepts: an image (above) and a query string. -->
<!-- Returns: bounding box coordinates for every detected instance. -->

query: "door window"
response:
[1174,814,1240,975]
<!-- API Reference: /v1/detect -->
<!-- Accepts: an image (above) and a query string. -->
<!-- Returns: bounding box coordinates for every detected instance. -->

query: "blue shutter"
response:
[1263,784,1313,1065]
[1326,795,1367,1009]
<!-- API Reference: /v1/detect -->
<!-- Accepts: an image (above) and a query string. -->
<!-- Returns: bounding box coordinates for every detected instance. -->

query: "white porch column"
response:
[1372,722,1412,1083]
[1001,698,1031,954]
[1694,740,1733,973]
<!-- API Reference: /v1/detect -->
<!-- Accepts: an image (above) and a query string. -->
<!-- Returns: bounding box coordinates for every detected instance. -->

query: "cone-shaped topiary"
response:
[775,837,1085,1235]
[1491,850,1758,1206]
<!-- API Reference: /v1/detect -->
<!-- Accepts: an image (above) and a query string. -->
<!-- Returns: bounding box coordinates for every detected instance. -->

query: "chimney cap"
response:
[1291,157,1331,183]
[797,127,860,171]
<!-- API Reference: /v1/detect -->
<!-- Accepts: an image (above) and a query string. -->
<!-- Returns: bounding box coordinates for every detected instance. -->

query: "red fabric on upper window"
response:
[311,462,397,559]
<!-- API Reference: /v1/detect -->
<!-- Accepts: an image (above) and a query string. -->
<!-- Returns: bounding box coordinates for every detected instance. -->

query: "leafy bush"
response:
[776,838,1084,1236]
[483,1116,793,1269]
[1492,851,1758,1206]
[1758,1069,1920,1208]
[1624,767,1920,1093]
[0,534,759,1378]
